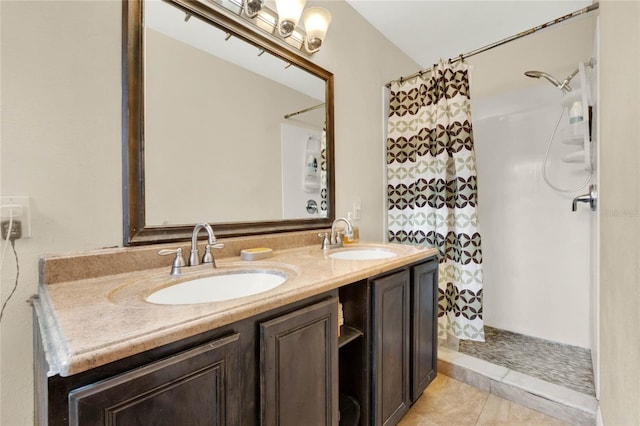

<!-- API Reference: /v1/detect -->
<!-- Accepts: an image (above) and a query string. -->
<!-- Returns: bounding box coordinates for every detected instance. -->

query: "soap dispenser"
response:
[343,212,359,244]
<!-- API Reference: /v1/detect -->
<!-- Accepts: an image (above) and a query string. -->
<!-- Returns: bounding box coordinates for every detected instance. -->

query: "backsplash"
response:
[39,229,328,285]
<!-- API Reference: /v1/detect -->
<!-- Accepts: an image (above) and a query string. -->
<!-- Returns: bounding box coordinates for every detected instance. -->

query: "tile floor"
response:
[458,326,595,396]
[437,346,597,425]
[399,374,570,426]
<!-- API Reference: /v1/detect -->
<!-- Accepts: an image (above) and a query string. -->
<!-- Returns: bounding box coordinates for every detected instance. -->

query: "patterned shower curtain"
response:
[387,60,484,341]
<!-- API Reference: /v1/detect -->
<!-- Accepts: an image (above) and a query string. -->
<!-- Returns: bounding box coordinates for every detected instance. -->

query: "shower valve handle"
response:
[572,184,597,212]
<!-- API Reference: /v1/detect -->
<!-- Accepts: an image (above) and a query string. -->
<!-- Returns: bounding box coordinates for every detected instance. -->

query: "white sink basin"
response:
[329,249,397,260]
[146,271,287,305]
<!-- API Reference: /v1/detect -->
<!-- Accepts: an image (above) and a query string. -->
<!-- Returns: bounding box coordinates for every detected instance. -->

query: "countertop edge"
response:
[33,294,72,377]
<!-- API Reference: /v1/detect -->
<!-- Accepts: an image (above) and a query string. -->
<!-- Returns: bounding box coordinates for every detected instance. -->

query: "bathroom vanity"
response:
[34,234,438,426]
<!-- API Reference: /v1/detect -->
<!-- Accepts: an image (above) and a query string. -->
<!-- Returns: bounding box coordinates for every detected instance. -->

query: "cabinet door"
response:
[260,297,339,426]
[372,270,411,426]
[68,333,240,426]
[411,259,438,401]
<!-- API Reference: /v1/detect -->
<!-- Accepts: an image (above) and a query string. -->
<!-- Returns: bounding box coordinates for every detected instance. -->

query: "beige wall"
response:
[1,2,122,424]
[0,1,418,424]
[598,1,640,424]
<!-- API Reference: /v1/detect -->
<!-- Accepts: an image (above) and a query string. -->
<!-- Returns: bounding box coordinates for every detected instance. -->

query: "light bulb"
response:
[302,7,331,53]
[274,0,306,38]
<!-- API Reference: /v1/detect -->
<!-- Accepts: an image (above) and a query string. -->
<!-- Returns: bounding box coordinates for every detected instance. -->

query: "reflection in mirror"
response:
[145,0,327,224]
[123,0,334,244]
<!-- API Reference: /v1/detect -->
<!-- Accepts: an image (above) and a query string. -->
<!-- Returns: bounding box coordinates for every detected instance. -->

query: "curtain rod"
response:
[284,102,325,119]
[386,2,599,88]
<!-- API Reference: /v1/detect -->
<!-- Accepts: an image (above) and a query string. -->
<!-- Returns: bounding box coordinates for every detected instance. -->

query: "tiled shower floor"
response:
[458,326,595,396]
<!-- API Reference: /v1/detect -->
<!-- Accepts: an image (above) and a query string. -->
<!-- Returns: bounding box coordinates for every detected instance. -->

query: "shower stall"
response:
[473,63,596,337]
[382,8,600,405]
[466,21,599,396]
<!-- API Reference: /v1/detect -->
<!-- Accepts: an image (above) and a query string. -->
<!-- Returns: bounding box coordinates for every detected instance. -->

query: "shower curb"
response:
[438,346,598,425]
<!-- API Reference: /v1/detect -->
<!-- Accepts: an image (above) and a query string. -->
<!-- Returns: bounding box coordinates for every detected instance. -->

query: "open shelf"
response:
[561,121,587,144]
[562,150,585,163]
[338,280,369,425]
[339,325,364,348]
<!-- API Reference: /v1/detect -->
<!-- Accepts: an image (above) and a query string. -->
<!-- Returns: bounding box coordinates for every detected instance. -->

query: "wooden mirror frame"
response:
[123,0,335,245]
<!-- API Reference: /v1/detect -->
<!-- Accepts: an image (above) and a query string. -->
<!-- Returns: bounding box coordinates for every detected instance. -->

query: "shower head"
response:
[524,70,561,86]
[524,69,578,92]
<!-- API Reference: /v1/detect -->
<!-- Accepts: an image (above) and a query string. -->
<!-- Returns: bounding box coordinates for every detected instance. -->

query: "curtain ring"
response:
[459,54,464,63]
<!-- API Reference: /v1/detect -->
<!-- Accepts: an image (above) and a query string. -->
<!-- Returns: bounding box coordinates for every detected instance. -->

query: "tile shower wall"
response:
[472,84,592,348]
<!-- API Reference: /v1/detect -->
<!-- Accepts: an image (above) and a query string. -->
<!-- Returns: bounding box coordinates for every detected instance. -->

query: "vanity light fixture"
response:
[218,0,332,55]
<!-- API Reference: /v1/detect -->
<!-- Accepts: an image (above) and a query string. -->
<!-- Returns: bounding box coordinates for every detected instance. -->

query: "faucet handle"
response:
[202,243,224,264]
[159,248,186,276]
[318,232,329,250]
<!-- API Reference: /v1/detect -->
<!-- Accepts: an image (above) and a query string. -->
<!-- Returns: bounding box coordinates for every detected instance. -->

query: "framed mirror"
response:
[123,0,335,245]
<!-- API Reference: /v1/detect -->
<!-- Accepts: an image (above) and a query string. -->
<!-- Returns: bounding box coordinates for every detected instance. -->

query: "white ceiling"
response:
[344,0,593,68]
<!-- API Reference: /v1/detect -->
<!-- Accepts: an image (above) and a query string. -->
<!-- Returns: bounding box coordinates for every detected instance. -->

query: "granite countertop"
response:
[35,237,438,377]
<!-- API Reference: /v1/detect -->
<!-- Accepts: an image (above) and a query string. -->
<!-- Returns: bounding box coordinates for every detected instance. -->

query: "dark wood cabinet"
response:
[370,259,439,426]
[36,257,438,426]
[260,297,339,426]
[410,259,438,401]
[371,270,411,426]
[68,333,240,426]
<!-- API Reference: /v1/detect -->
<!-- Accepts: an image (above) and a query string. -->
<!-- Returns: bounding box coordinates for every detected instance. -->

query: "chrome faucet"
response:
[189,222,224,267]
[320,217,354,250]
[158,222,224,275]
